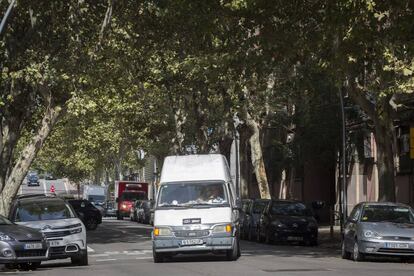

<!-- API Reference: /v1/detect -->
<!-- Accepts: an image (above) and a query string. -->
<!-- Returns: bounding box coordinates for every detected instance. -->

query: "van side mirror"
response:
[233,198,242,211]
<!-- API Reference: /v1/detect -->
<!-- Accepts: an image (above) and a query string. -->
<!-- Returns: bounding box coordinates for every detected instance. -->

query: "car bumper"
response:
[0,241,49,264]
[46,233,87,260]
[359,239,414,256]
[269,228,318,242]
[153,236,235,253]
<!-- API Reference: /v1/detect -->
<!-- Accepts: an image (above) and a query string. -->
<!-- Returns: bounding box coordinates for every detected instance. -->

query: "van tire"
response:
[226,238,239,261]
[71,249,88,266]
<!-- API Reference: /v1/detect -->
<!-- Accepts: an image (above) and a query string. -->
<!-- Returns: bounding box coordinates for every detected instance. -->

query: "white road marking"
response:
[87,246,95,253]
[135,257,152,260]
[90,254,110,258]
[64,181,69,194]
[42,180,47,194]
[104,251,120,254]
[96,259,117,262]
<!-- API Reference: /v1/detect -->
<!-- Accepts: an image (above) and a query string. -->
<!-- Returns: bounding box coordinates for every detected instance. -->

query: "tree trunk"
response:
[374,118,396,202]
[245,111,271,199]
[347,85,396,202]
[0,104,64,216]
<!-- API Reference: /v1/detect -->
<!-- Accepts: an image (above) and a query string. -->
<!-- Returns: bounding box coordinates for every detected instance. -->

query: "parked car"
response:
[137,200,154,224]
[26,171,40,187]
[240,199,253,239]
[129,200,142,222]
[104,201,117,217]
[257,200,318,245]
[243,199,270,241]
[0,214,49,270]
[342,202,414,262]
[9,194,88,266]
[68,200,102,231]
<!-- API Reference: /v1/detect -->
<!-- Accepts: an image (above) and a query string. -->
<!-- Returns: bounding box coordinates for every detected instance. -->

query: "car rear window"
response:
[13,200,75,222]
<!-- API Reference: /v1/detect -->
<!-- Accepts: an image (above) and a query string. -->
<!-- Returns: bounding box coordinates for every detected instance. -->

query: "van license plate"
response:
[49,240,63,247]
[385,243,409,249]
[181,239,203,246]
[24,243,43,250]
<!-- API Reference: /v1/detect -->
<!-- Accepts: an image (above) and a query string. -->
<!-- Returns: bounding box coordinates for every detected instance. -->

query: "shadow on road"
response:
[87,219,152,244]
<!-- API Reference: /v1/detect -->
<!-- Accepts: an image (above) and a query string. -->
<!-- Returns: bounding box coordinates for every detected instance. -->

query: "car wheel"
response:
[71,249,88,266]
[5,264,17,270]
[352,240,364,262]
[153,248,164,263]
[226,237,239,261]
[116,212,123,220]
[341,240,351,259]
[20,262,41,271]
[85,218,98,230]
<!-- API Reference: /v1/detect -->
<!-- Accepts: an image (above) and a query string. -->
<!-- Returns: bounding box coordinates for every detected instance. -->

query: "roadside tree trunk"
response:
[245,111,271,199]
[0,104,64,216]
[347,85,396,202]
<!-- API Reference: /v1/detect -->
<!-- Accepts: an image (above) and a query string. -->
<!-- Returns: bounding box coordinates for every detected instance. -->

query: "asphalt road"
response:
[2,219,413,276]
[20,178,77,196]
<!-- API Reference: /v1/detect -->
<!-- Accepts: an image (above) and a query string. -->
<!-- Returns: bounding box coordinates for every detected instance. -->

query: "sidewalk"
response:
[318,225,341,249]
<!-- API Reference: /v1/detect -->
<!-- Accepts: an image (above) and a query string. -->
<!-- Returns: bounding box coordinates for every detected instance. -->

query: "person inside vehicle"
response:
[198,185,224,203]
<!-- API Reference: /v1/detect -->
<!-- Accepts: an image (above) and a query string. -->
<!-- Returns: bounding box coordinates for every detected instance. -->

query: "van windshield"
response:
[158,182,228,207]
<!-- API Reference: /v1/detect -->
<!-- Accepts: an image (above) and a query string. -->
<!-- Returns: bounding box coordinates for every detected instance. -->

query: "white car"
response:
[9,194,88,266]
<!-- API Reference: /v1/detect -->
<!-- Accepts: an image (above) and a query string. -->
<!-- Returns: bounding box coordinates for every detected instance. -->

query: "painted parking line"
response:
[135,257,152,260]
[87,246,95,253]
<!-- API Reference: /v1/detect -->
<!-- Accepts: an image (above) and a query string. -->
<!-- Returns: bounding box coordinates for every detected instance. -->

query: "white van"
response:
[152,154,241,262]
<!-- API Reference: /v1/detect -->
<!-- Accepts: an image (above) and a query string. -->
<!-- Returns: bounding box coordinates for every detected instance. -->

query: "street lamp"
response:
[233,114,243,199]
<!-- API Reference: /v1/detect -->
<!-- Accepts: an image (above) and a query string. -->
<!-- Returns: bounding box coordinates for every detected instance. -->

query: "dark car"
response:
[0,215,49,270]
[129,200,142,222]
[240,199,253,240]
[243,199,270,241]
[137,200,154,224]
[26,172,40,187]
[68,200,102,230]
[257,200,318,245]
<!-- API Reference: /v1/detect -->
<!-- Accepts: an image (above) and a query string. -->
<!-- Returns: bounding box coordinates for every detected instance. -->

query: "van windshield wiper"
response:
[158,204,187,208]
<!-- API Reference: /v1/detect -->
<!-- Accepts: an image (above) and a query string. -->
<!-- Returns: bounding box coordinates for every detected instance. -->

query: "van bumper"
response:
[153,236,235,253]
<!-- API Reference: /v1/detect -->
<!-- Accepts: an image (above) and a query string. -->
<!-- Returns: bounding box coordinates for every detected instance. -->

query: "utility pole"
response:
[0,0,16,35]
[233,114,242,199]
[339,86,348,231]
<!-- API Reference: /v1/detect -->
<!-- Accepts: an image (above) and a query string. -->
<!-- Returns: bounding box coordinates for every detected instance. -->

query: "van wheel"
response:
[226,238,239,261]
[71,249,88,266]
[153,248,164,263]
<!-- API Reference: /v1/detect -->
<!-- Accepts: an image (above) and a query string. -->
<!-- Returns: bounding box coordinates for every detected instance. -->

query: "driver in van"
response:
[198,185,224,203]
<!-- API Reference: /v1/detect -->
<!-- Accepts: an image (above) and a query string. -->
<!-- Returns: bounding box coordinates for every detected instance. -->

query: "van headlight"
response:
[212,224,232,233]
[154,227,172,236]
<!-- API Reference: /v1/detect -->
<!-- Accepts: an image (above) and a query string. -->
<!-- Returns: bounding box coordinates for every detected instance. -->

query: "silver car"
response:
[342,202,414,262]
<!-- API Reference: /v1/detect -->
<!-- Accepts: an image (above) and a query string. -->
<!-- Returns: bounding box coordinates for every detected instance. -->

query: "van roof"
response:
[160,154,231,183]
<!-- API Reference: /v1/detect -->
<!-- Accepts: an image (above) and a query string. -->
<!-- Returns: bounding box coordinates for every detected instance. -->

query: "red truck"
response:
[114,181,148,220]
